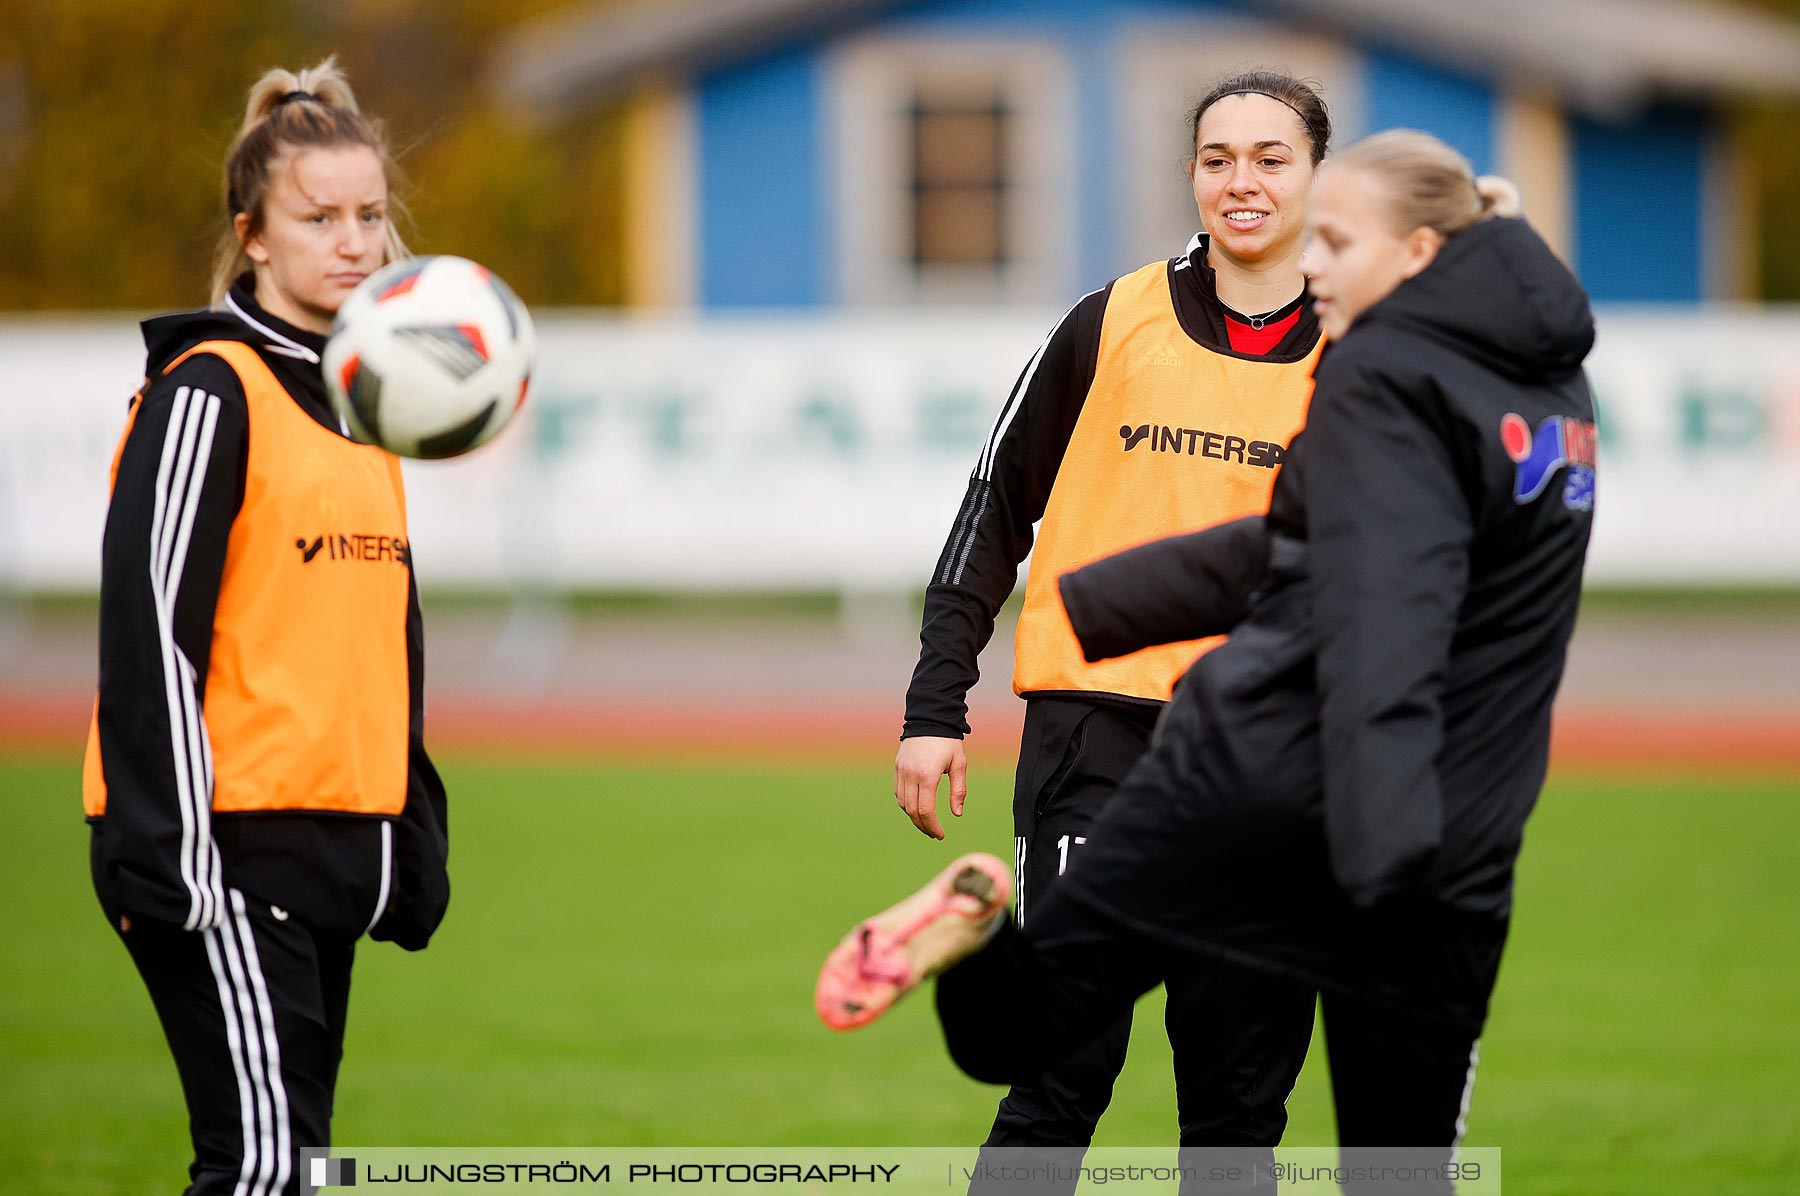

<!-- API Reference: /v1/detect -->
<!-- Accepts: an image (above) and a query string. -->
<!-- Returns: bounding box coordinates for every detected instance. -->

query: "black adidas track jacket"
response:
[87,277,448,949]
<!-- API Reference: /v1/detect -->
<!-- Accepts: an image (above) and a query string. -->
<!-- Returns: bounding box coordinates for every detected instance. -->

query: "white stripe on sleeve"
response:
[974,289,1101,482]
[147,386,226,930]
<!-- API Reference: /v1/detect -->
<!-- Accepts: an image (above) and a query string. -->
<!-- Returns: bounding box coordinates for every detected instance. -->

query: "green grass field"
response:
[3,753,1795,1194]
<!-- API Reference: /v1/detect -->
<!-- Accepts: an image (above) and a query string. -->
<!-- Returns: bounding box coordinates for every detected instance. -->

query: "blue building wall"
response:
[691,0,1711,308]
[697,43,833,307]
[1572,107,1709,302]
[1361,50,1495,174]
[695,0,1222,307]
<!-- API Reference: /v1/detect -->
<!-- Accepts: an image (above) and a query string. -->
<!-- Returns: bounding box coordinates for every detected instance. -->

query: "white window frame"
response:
[829,34,1076,306]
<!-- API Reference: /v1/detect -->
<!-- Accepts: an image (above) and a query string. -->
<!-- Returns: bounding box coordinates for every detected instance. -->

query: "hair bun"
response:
[242,55,361,127]
[1475,175,1523,219]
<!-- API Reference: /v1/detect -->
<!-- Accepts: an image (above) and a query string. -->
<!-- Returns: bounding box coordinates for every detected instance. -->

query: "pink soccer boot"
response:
[816,852,1012,1031]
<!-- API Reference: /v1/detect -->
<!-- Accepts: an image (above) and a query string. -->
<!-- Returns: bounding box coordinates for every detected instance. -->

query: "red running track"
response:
[8,692,1795,775]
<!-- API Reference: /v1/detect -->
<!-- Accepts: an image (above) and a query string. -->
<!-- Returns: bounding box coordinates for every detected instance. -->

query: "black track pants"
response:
[943,911,1490,1188]
[943,713,1504,1188]
[108,889,355,1196]
[976,698,1315,1193]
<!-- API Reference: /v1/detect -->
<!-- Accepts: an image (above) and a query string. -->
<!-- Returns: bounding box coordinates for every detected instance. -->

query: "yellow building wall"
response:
[1498,86,1573,267]
[622,80,696,308]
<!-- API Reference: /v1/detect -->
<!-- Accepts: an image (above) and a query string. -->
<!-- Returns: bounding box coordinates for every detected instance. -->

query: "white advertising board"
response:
[2,308,1798,590]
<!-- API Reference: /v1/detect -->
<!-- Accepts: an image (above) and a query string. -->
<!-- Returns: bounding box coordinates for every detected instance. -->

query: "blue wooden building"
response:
[493,0,1800,308]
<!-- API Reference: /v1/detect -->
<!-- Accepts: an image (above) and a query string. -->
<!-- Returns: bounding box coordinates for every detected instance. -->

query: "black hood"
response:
[140,276,325,376]
[136,277,340,435]
[141,308,256,375]
[1357,217,1594,383]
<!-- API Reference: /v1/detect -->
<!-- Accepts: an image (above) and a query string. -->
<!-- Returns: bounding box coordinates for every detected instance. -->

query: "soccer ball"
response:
[323,255,535,459]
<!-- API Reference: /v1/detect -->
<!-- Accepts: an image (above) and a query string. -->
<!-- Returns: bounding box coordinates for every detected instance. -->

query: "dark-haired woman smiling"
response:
[886,69,1334,1166]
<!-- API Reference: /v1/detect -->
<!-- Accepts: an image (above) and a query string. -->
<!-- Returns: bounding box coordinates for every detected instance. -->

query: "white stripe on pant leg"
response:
[1015,836,1027,929]
[203,926,260,1196]
[218,898,278,1196]
[232,892,293,1195]
[1450,1038,1481,1162]
[363,821,393,937]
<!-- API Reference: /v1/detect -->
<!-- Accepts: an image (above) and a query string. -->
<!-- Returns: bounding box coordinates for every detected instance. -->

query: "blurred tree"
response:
[1,0,1795,306]
[0,0,625,310]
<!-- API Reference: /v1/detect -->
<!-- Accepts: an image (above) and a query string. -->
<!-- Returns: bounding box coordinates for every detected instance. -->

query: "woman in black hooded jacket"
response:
[818,129,1598,1175]
[84,59,448,1196]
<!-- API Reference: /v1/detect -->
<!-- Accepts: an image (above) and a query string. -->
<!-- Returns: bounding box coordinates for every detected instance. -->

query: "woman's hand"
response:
[893,736,968,840]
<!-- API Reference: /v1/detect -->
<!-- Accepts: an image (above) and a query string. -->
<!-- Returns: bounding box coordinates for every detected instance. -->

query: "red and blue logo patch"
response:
[1501,413,1596,511]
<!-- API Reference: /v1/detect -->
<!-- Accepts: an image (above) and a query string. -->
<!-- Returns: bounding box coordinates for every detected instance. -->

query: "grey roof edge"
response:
[1275,0,1800,112]
[491,0,1800,117]
[489,0,904,115]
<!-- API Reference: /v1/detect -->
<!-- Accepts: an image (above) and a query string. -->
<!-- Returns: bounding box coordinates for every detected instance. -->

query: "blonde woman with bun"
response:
[1306,130,1524,340]
[822,130,1597,1179]
[83,58,447,1195]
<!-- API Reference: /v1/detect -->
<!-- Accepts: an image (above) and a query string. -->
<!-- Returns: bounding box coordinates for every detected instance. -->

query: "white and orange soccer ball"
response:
[323,255,535,459]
